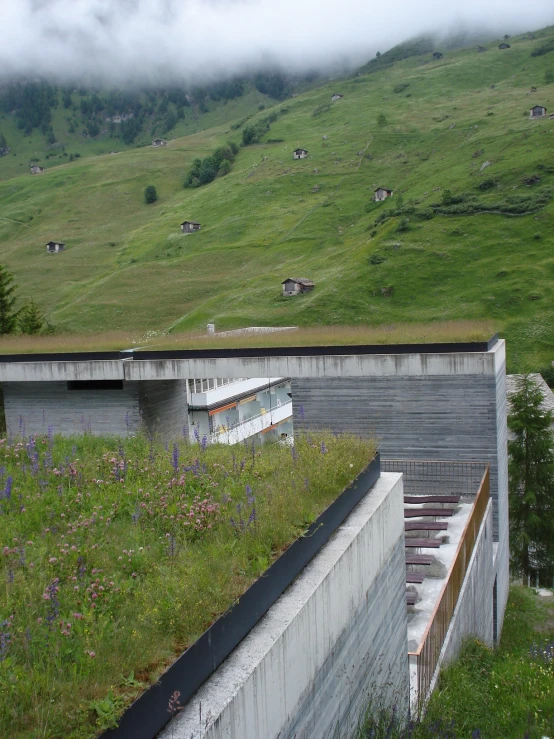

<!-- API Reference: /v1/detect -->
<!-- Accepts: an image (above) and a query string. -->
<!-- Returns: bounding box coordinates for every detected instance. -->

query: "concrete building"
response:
[187,377,292,445]
[30,165,44,174]
[498,43,511,49]
[0,337,509,732]
[331,93,343,101]
[432,52,443,59]
[293,148,308,159]
[152,138,167,147]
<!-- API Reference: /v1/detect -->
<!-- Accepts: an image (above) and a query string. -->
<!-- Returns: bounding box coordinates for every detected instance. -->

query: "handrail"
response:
[408,465,490,707]
[210,402,293,442]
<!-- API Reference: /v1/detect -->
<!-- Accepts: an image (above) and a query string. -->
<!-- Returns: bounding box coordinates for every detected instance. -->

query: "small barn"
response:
[498,43,511,49]
[46,241,65,253]
[30,165,45,174]
[331,94,343,102]
[432,52,443,60]
[374,187,394,202]
[181,221,201,233]
[281,278,315,296]
[293,148,308,160]
[529,105,547,119]
[152,138,167,147]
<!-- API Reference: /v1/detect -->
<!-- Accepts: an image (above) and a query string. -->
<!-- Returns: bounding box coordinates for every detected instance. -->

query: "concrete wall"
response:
[494,360,510,635]
[138,380,188,441]
[423,500,495,705]
[292,352,505,534]
[160,472,408,739]
[440,500,495,664]
[3,381,140,437]
[3,380,188,440]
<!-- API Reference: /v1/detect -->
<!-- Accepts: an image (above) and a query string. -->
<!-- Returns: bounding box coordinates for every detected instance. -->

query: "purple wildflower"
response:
[299,405,305,420]
[0,477,13,501]
[246,484,255,505]
[201,435,208,452]
[320,441,327,455]
[0,620,11,661]
[171,443,179,472]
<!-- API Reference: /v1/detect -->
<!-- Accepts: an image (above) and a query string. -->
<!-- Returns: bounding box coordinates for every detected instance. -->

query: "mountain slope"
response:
[1,28,554,371]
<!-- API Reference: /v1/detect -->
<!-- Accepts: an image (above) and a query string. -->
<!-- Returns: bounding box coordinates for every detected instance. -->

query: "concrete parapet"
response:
[159,472,408,739]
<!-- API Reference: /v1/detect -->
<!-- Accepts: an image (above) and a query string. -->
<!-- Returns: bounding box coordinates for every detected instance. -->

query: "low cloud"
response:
[2,0,553,85]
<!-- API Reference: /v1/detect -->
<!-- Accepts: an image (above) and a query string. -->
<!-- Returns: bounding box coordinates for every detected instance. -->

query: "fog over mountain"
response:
[2,0,553,85]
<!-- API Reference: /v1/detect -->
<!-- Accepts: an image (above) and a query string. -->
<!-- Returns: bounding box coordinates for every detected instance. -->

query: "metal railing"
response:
[382,460,490,707]
[381,459,489,499]
[210,402,293,444]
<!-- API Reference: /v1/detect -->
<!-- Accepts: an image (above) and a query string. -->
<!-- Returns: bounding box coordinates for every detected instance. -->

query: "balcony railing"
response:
[210,402,293,445]
[382,459,491,708]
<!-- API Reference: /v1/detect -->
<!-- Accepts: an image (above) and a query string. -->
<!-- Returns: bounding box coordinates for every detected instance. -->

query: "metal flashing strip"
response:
[100,454,381,739]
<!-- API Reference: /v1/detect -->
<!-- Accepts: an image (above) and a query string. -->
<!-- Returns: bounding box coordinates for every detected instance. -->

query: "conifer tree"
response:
[18,299,46,335]
[508,374,554,585]
[0,265,20,335]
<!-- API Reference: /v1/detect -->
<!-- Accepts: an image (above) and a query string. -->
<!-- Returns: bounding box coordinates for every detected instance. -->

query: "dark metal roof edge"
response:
[99,454,381,739]
[0,334,498,364]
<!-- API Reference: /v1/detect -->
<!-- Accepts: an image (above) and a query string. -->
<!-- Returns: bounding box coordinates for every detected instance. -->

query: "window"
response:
[67,380,123,391]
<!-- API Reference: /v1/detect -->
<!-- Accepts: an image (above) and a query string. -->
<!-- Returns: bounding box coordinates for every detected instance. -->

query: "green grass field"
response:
[360,586,554,738]
[0,431,375,738]
[1,29,554,371]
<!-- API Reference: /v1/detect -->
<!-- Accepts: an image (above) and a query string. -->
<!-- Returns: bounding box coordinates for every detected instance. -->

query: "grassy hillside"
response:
[1,28,554,371]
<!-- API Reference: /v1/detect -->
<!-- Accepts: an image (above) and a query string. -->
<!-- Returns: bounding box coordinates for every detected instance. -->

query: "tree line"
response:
[508,375,554,586]
[0,266,52,336]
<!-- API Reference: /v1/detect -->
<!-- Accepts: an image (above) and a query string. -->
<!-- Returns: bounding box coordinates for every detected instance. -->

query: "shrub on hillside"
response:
[312,103,331,118]
[183,145,236,188]
[144,185,158,204]
[531,38,554,57]
[477,179,498,191]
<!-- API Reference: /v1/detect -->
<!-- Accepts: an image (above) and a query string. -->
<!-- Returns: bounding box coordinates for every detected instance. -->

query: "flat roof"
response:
[0,334,498,364]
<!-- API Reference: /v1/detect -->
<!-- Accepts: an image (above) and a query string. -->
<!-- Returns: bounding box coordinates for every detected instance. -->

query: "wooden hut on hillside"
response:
[46,241,65,253]
[281,278,314,296]
[293,148,309,159]
[374,187,394,202]
[181,221,201,233]
[529,105,547,119]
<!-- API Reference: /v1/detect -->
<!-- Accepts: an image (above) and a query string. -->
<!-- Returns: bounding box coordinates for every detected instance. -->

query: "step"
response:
[406,571,426,584]
[405,521,448,531]
[406,592,417,606]
[404,495,460,504]
[405,538,442,548]
[404,508,455,518]
[406,554,434,565]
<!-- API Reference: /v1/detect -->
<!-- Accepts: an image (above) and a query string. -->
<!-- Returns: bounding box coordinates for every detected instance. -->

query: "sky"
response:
[1,0,553,85]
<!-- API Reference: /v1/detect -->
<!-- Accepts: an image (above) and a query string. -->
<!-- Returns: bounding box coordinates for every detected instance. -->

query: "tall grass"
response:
[358,586,554,738]
[0,430,375,738]
[0,321,495,355]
